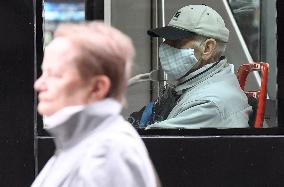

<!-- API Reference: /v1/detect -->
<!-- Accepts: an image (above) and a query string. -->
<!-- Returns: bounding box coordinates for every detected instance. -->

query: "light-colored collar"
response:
[175,58,232,93]
[45,98,122,151]
[43,105,85,129]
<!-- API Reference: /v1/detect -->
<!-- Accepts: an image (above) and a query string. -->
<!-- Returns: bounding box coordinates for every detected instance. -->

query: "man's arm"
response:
[146,100,222,129]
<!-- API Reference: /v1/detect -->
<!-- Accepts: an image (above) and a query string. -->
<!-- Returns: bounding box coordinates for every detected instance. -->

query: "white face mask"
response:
[159,43,198,80]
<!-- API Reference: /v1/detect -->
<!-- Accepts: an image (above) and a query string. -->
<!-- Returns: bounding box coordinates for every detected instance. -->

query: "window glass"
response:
[228,0,260,61]
[117,0,276,129]
[41,0,277,130]
[44,0,85,46]
[40,0,85,132]
[227,0,277,128]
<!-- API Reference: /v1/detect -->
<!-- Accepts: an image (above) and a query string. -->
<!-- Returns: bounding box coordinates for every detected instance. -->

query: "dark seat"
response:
[247,95,257,127]
[237,62,269,128]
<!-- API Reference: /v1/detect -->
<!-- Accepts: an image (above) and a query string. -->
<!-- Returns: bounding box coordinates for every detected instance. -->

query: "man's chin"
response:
[37,104,54,116]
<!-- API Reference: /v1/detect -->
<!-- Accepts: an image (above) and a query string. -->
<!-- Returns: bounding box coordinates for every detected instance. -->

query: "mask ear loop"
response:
[192,38,208,69]
[178,39,207,80]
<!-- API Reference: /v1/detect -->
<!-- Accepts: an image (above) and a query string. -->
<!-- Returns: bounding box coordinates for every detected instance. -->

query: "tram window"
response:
[111,0,277,130]
[227,0,277,128]
[228,0,260,61]
[40,0,277,132]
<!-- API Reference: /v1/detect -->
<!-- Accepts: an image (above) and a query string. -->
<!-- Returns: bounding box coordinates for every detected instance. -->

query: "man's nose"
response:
[34,76,45,91]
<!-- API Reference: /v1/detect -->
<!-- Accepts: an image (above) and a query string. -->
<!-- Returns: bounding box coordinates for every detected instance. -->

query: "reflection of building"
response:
[45,2,84,22]
[44,1,85,45]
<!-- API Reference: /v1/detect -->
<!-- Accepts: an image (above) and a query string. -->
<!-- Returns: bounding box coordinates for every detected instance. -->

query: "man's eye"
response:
[47,72,62,78]
[51,74,62,78]
[41,71,61,78]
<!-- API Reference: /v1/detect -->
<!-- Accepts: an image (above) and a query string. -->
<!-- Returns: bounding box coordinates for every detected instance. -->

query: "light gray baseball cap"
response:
[147,5,229,42]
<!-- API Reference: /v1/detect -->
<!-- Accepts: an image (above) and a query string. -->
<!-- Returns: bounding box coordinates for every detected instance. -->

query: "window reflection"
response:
[228,0,260,61]
[41,0,276,130]
[41,0,85,130]
[44,0,85,46]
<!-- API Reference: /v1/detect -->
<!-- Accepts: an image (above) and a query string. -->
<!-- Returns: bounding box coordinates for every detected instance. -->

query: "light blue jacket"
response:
[147,58,252,129]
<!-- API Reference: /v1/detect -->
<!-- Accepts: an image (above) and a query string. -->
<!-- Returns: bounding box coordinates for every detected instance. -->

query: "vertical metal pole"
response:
[160,0,165,27]
[159,0,168,86]
[260,0,277,126]
[104,0,111,25]
[260,0,277,100]
[151,0,166,99]
[150,0,159,99]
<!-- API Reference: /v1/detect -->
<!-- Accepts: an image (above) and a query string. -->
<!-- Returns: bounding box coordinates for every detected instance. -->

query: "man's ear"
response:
[201,38,217,62]
[90,75,111,101]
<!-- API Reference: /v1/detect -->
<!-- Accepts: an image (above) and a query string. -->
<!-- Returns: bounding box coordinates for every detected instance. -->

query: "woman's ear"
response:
[201,38,217,62]
[90,75,111,101]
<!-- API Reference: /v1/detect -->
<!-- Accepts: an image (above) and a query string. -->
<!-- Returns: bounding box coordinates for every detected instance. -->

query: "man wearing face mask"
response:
[140,4,252,129]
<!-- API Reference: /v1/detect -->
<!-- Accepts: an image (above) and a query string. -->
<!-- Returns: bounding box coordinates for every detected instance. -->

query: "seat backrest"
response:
[237,62,269,128]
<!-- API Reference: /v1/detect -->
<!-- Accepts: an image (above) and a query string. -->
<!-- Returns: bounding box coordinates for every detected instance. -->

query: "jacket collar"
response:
[175,57,231,93]
[45,98,122,151]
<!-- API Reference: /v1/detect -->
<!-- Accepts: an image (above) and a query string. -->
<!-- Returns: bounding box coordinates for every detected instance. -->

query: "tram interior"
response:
[43,0,277,128]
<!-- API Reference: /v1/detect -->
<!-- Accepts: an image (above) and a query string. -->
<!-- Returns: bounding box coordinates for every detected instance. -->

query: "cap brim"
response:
[147,26,194,40]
